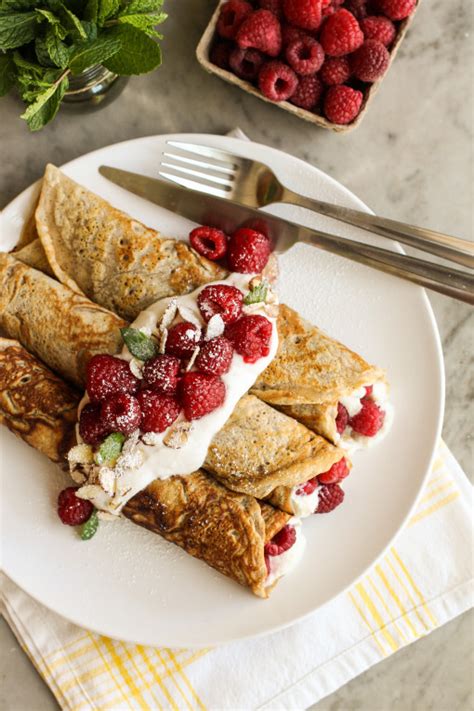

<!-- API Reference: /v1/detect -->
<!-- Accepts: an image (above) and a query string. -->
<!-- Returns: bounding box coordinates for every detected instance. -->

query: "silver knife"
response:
[99,166,474,305]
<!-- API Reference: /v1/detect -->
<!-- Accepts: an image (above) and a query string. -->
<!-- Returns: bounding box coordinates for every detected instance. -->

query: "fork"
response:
[159,141,474,270]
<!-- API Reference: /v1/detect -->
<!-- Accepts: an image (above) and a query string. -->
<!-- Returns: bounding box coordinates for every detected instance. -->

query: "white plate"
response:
[0,133,444,647]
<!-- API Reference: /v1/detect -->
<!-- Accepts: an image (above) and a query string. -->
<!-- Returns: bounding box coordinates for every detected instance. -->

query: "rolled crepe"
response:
[14,239,55,277]
[35,164,227,321]
[0,338,291,598]
[0,254,125,387]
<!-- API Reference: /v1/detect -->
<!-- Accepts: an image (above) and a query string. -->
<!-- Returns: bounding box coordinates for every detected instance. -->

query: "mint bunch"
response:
[0,0,166,130]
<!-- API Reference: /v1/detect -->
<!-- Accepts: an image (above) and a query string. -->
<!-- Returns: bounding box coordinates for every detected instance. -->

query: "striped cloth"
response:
[2,440,472,711]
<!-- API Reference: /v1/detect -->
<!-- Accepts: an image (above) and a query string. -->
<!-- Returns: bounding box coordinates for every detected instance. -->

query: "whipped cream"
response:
[336,382,394,453]
[289,485,321,518]
[73,273,279,514]
[265,519,306,587]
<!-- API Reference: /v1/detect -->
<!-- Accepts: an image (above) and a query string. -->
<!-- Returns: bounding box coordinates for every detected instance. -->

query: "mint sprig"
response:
[95,431,125,465]
[0,0,166,130]
[121,326,157,361]
[80,509,99,540]
[244,282,268,305]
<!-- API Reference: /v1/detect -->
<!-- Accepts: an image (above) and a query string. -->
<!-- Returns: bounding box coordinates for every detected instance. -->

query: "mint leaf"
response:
[20,73,68,131]
[98,0,120,25]
[0,1,38,12]
[123,0,165,12]
[116,12,165,37]
[44,27,69,68]
[244,282,268,305]
[0,11,38,50]
[80,20,98,41]
[95,432,125,465]
[55,2,87,39]
[80,510,99,540]
[103,24,161,75]
[120,327,157,361]
[69,35,121,74]
[0,53,15,96]
[83,0,99,22]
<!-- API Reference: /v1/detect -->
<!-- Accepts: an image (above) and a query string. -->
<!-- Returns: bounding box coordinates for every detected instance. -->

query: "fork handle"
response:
[282,188,474,269]
[302,229,474,305]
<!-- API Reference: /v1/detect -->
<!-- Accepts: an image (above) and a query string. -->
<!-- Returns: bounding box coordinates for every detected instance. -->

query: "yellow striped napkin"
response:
[1,440,472,711]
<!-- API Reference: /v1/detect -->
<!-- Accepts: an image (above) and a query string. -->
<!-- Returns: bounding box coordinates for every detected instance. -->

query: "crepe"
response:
[35,164,227,321]
[0,254,125,387]
[252,304,386,443]
[14,239,55,277]
[0,338,290,598]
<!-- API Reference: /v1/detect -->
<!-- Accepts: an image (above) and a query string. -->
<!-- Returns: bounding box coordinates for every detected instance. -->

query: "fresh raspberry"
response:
[290,75,323,109]
[344,0,369,19]
[189,226,228,261]
[195,336,234,375]
[216,0,253,40]
[295,475,319,496]
[79,403,110,445]
[197,284,243,324]
[229,47,264,80]
[318,457,350,484]
[236,9,282,57]
[324,85,363,124]
[360,15,396,45]
[315,483,345,513]
[320,56,351,85]
[285,36,325,75]
[281,24,309,47]
[283,0,322,31]
[258,60,298,101]
[143,354,181,394]
[100,393,141,435]
[228,227,271,272]
[86,354,139,404]
[365,384,373,396]
[210,40,233,70]
[320,9,364,56]
[165,322,201,359]
[349,396,385,436]
[376,0,416,20]
[225,315,273,363]
[258,0,283,18]
[137,390,181,433]
[57,487,94,526]
[322,0,344,18]
[180,372,226,420]
[335,401,349,434]
[265,524,296,556]
[351,39,389,81]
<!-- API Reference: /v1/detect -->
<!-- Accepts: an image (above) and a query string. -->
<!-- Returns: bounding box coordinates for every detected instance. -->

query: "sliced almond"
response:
[205,313,225,341]
[67,443,94,465]
[159,299,178,331]
[141,431,163,446]
[76,484,104,501]
[129,357,144,379]
[163,421,194,449]
[177,303,202,328]
[186,345,200,371]
[98,467,116,495]
[158,327,168,354]
[69,465,87,485]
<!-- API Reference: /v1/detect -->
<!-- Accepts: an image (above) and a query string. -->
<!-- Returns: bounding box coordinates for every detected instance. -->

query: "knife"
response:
[99,166,474,304]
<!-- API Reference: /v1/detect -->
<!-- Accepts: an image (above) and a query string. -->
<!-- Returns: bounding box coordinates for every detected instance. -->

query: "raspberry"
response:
[322,0,344,18]
[320,56,351,85]
[197,284,243,324]
[360,15,396,45]
[281,24,309,47]
[228,227,271,272]
[225,314,273,363]
[283,0,322,31]
[180,372,226,420]
[290,74,323,109]
[100,393,141,435]
[320,9,364,56]
[143,354,181,394]
[258,60,298,101]
[365,384,373,396]
[86,354,139,404]
[79,403,110,445]
[210,41,233,70]
[335,401,349,434]
[216,0,253,40]
[285,36,325,75]
[195,336,234,375]
[376,0,416,20]
[258,0,283,18]
[344,0,369,20]
[229,47,264,80]
[57,487,94,526]
[189,226,228,261]
[265,524,296,556]
[315,483,345,513]
[295,475,319,496]
[236,9,282,57]
[349,396,385,436]
[165,322,201,359]
[318,457,350,484]
[351,39,389,81]
[324,85,363,124]
[137,390,181,433]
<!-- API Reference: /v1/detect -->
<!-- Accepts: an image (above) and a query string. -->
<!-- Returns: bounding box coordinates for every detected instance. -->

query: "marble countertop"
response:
[0,1,472,709]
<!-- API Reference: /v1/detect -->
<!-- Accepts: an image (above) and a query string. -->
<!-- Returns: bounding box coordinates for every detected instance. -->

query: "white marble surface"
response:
[0,0,472,708]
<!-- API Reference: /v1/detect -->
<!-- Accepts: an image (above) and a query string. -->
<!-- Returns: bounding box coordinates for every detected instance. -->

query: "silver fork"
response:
[159,141,474,270]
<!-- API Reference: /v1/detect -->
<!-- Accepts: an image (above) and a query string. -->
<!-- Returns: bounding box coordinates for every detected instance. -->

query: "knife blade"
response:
[98,166,474,304]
